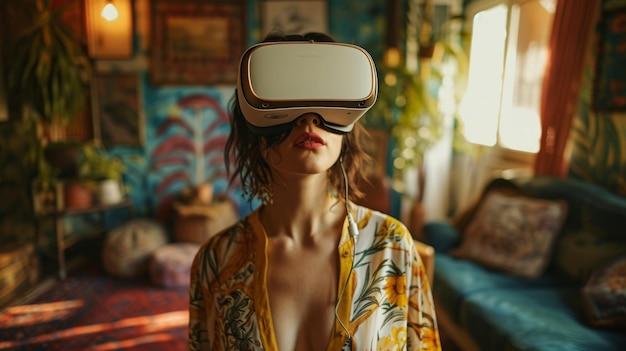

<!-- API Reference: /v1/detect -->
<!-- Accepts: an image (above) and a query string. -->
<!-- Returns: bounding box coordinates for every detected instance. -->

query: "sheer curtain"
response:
[534,0,600,176]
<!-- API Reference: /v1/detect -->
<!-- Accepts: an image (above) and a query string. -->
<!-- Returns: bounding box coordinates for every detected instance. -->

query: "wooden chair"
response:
[414,240,435,286]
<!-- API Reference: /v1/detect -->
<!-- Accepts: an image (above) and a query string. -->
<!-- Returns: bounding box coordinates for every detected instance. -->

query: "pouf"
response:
[149,242,200,288]
[102,218,168,278]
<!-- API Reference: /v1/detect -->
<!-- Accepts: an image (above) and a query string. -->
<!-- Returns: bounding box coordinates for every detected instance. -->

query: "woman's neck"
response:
[259,174,345,243]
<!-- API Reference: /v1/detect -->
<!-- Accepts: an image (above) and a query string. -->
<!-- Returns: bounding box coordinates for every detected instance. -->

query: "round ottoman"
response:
[149,242,200,288]
[102,218,168,278]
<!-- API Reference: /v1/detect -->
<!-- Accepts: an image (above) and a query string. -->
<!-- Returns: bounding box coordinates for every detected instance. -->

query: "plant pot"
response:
[99,179,124,206]
[64,182,94,209]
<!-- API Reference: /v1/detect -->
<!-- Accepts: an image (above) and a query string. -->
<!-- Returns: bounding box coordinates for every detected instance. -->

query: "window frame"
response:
[462,0,555,164]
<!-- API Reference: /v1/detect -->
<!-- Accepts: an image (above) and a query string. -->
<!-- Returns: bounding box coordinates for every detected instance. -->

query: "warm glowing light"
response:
[384,72,397,86]
[459,4,507,147]
[460,1,553,153]
[0,300,84,328]
[383,47,402,68]
[86,0,133,58]
[0,309,188,349]
[101,2,119,21]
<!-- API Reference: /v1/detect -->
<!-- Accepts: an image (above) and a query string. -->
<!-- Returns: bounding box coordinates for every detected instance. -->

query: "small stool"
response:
[149,242,201,288]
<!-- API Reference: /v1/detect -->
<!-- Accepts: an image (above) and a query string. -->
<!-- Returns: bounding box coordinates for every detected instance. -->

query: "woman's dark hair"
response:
[225,32,372,204]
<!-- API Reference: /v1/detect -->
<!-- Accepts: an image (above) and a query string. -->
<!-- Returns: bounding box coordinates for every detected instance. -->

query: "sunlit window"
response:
[459,0,555,153]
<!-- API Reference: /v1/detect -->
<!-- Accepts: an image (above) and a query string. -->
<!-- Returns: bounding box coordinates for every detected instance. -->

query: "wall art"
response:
[92,73,143,147]
[593,7,626,111]
[151,0,246,85]
[261,0,327,37]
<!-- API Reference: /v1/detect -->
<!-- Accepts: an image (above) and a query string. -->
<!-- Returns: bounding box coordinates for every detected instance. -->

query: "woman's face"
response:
[263,113,343,178]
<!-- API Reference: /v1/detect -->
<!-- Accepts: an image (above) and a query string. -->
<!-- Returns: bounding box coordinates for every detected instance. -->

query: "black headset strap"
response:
[245,118,352,136]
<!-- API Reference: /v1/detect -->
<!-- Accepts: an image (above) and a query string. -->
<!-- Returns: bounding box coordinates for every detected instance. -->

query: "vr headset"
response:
[237,41,378,136]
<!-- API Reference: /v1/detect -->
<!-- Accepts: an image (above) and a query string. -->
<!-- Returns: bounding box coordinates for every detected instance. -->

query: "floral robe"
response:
[189,205,441,350]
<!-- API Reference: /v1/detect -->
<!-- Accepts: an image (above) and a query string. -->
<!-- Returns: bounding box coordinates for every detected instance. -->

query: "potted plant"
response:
[5,0,91,141]
[77,145,127,206]
[4,0,91,207]
[366,11,468,238]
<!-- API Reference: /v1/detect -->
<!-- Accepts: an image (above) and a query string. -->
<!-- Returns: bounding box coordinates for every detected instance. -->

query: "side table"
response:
[37,199,134,279]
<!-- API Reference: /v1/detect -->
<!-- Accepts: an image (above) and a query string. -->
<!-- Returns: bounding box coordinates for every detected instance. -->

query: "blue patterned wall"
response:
[105,0,388,221]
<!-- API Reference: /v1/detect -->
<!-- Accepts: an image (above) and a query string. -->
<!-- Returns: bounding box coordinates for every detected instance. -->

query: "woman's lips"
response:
[294,132,325,149]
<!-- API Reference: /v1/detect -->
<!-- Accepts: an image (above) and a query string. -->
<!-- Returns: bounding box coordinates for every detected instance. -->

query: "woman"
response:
[189,32,441,351]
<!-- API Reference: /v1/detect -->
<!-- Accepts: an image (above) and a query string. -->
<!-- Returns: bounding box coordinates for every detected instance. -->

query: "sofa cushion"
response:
[432,254,559,323]
[451,190,568,278]
[459,287,626,351]
[554,225,626,282]
[582,254,626,330]
[452,177,522,232]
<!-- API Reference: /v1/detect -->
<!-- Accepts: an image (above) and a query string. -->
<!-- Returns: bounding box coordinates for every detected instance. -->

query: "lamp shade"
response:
[85,0,133,58]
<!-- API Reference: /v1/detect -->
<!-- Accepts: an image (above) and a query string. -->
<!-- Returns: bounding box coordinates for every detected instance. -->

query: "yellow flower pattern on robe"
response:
[189,205,441,350]
[384,274,408,308]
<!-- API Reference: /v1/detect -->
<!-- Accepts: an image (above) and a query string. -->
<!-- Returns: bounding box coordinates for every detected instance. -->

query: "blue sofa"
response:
[424,176,626,351]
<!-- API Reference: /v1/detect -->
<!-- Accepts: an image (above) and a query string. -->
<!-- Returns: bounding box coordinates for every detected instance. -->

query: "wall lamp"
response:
[85,0,133,58]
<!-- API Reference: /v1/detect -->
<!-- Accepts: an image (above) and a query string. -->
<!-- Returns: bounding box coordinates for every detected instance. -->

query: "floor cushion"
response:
[149,242,200,288]
[102,218,168,278]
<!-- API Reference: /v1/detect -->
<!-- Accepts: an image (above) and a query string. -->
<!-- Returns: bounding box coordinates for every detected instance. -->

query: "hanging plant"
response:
[367,61,441,194]
[6,0,91,128]
[366,7,469,196]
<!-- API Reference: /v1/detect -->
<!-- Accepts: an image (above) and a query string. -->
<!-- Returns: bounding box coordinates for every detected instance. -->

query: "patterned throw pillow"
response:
[452,191,568,278]
[582,255,626,330]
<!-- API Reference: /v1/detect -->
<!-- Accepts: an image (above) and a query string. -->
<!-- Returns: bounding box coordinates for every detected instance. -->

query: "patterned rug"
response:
[1,256,460,351]
[0,264,188,351]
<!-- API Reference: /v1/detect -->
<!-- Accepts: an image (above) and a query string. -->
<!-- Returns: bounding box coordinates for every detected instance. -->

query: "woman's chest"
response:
[266,240,340,350]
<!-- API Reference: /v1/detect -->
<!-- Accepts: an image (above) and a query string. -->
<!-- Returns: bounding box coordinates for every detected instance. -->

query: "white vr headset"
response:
[236,41,378,136]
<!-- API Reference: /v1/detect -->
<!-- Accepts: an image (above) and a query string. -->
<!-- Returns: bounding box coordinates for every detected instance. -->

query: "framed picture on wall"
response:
[593,7,626,111]
[261,0,328,37]
[92,73,143,147]
[151,0,246,85]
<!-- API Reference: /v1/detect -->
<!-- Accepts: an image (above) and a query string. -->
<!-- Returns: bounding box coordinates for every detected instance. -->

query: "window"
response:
[459,0,556,153]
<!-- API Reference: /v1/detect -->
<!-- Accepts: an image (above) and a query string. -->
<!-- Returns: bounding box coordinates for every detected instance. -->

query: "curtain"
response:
[534,0,600,176]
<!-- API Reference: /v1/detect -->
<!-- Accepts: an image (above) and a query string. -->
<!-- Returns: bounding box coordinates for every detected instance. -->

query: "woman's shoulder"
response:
[353,203,407,228]
[351,204,416,256]
[352,203,413,244]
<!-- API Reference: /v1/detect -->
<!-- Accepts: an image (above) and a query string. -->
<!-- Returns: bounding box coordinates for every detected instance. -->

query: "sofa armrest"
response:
[423,221,461,253]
